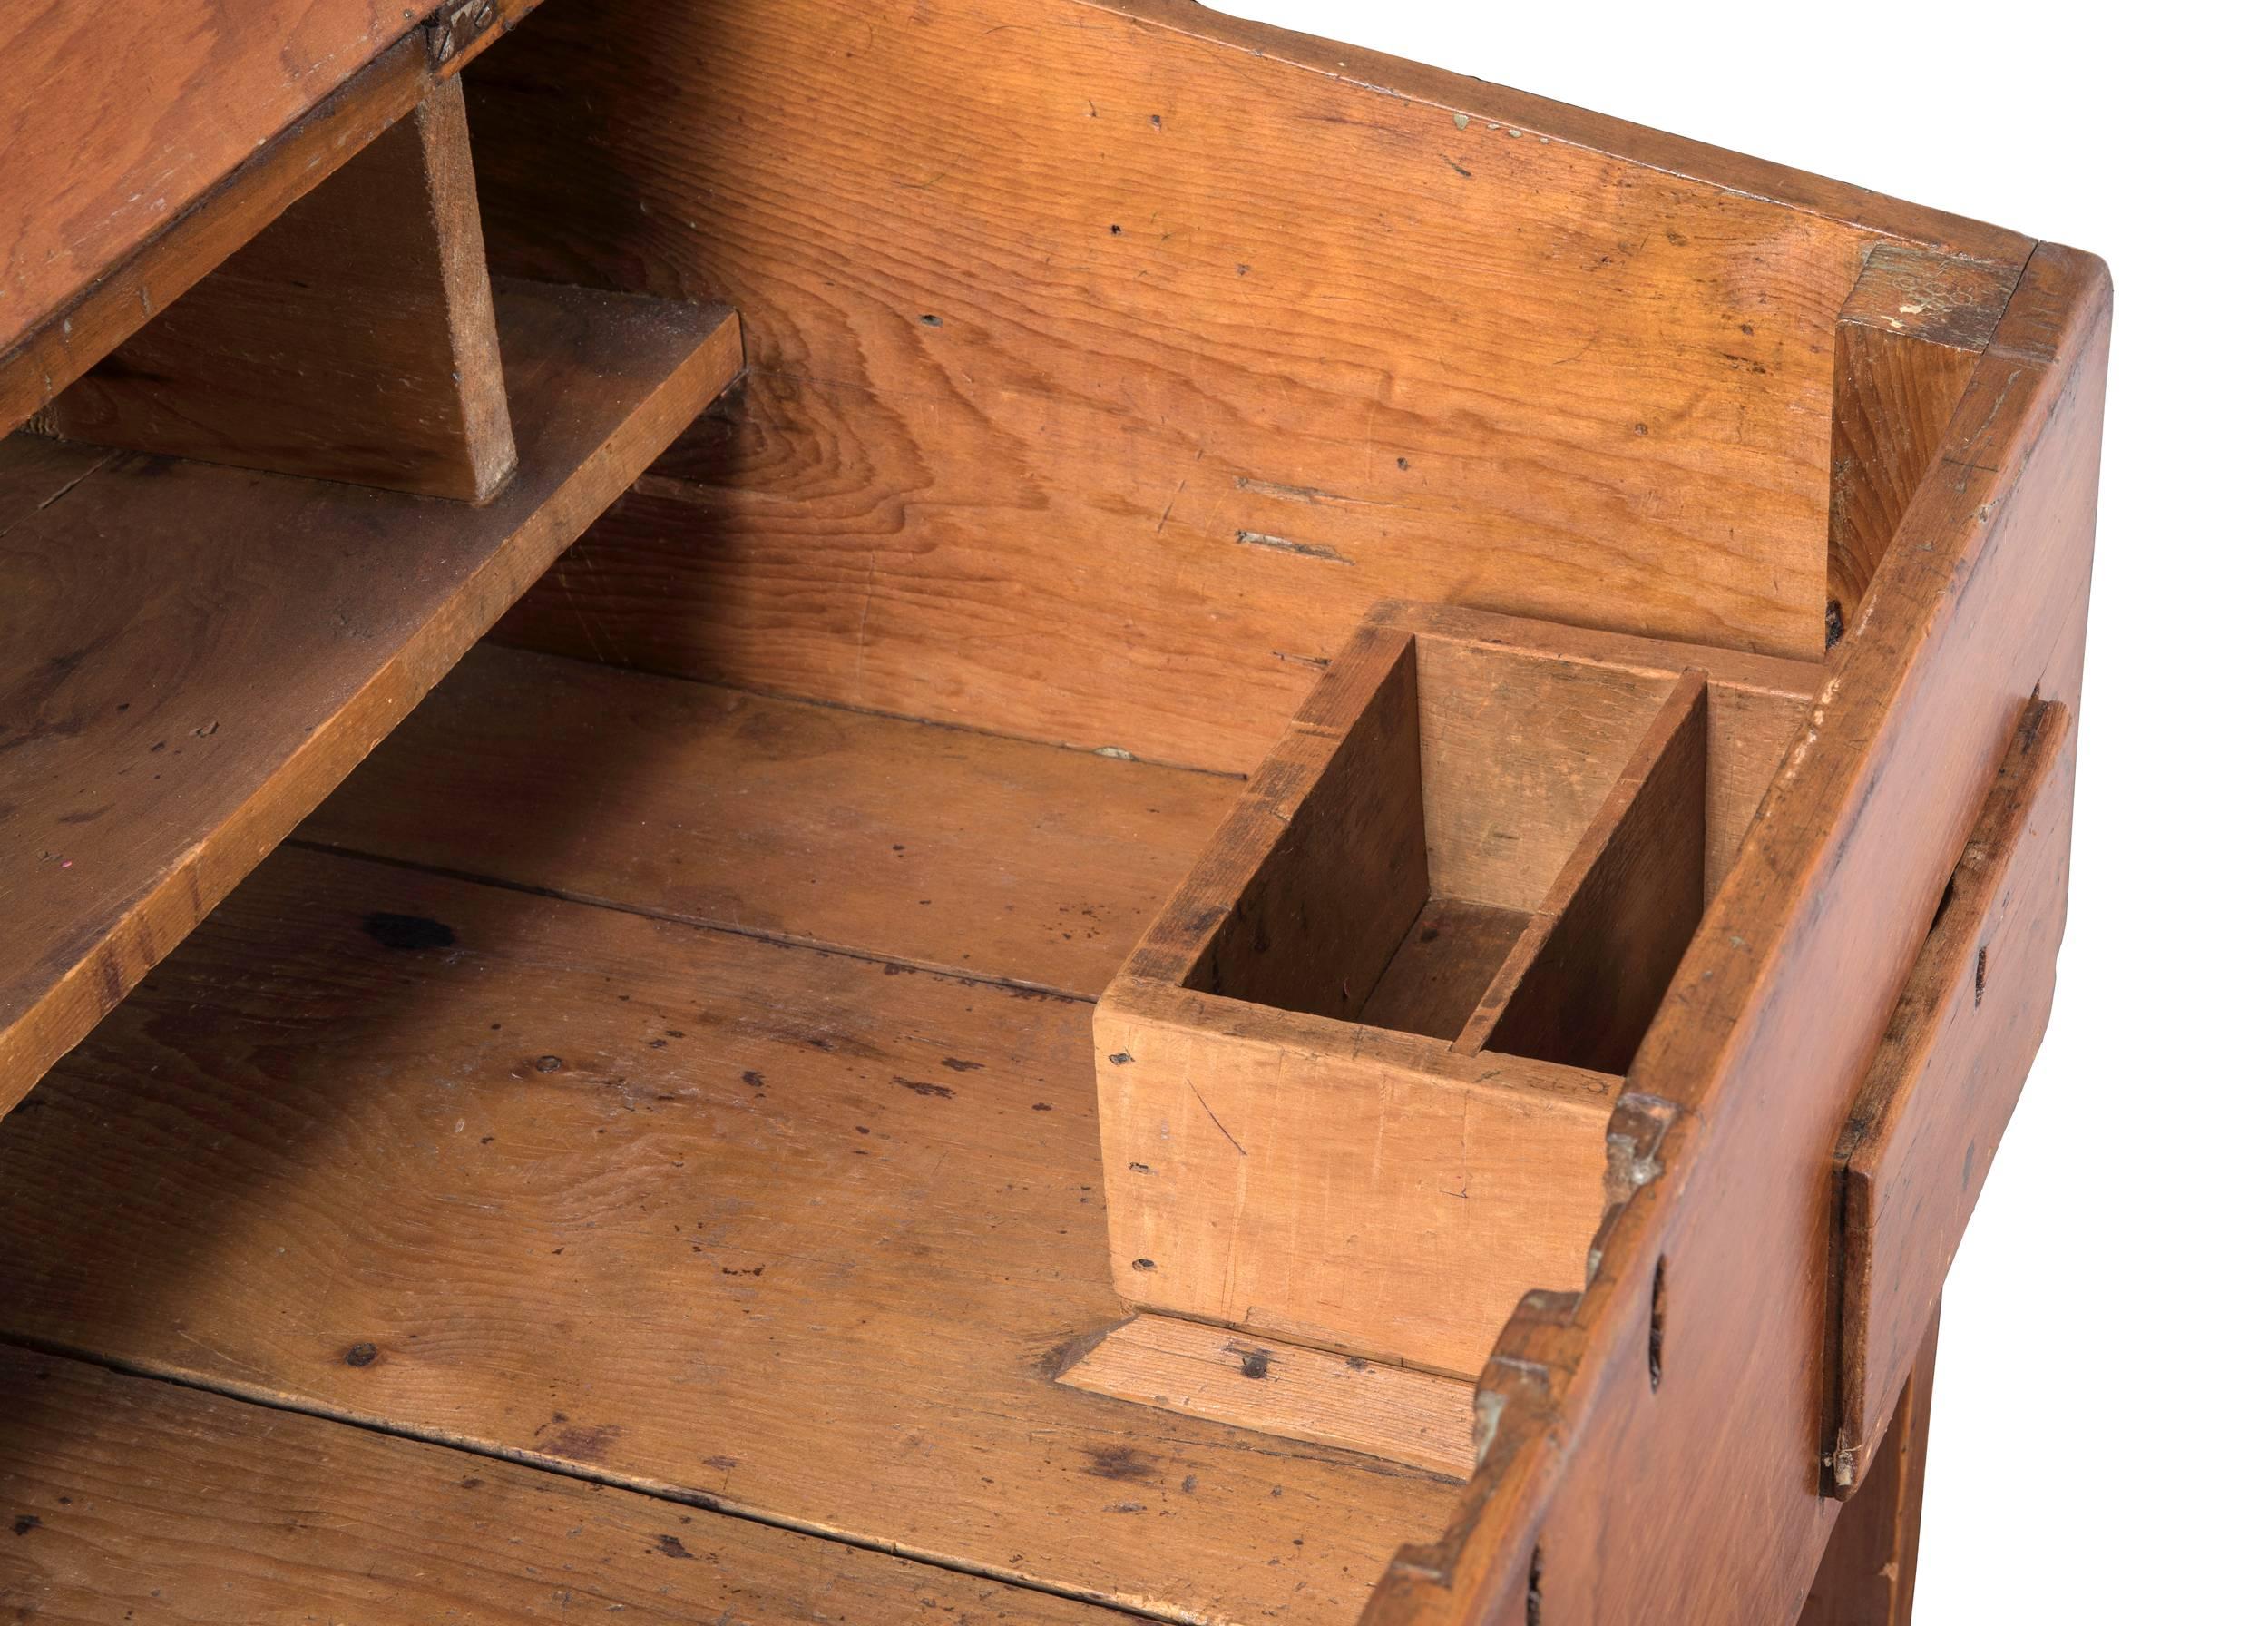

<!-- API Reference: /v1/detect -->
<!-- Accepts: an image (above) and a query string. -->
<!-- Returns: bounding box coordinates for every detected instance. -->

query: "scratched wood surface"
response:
[0,1344,1119,1624]
[0,281,741,1116]
[0,842,1459,1623]
[462,0,1902,770]
[298,642,1238,997]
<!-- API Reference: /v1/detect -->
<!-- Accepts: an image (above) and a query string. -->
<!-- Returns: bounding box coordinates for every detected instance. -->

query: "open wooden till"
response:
[1,4,2107,1624]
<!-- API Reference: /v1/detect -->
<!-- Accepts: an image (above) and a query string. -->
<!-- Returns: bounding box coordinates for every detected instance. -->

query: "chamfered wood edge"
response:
[1359,240,2110,1626]
[1080,0,2035,267]
[1824,698,2074,1495]
[0,3,545,437]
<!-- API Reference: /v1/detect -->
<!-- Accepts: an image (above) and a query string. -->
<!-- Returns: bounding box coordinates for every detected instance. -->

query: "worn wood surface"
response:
[1097,978,1618,1378]
[0,844,1456,1624]
[48,77,516,501]
[463,0,1915,769]
[0,281,740,1116]
[1830,700,2073,1492]
[1465,671,1708,1073]
[1825,249,2021,642]
[1359,899,1531,1043]
[1801,1308,1938,1626]
[298,642,1236,998]
[1059,1313,1480,1481]
[1366,244,2106,1626]
[0,1344,1117,1624]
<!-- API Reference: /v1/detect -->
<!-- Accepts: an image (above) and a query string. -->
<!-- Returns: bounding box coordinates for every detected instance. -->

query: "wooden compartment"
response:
[1097,602,1817,1376]
[1,2,2107,1621]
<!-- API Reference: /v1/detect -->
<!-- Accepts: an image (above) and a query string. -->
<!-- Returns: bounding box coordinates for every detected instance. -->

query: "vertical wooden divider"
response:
[1825,247,2023,645]
[44,76,515,502]
[1454,669,1709,1073]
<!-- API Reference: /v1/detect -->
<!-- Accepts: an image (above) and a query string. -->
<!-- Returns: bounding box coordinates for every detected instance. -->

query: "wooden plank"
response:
[0,845,1458,1625]
[464,0,1892,769]
[1097,979,1618,1378]
[1059,1313,1480,1481]
[0,281,742,1116]
[47,77,517,502]
[1825,249,2022,643]
[1359,899,1532,1043]
[298,642,1239,999]
[1366,244,2108,1626]
[0,1345,1115,1624]
[1461,671,1709,1074]
[1801,1308,1939,1626]
[1829,700,2074,1492]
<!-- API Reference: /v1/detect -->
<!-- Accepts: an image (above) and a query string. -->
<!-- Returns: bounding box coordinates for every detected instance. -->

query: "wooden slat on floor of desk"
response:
[301,642,1240,997]
[0,846,1455,1624]
[0,1344,1114,1623]
[0,279,741,1115]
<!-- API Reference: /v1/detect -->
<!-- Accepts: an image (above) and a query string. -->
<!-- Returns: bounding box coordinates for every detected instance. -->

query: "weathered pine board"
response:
[298,642,1238,998]
[47,76,518,502]
[0,1345,1120,1624]
[0,282,741,1115]
[0,845,1458,1624]
[464,0,1905,769]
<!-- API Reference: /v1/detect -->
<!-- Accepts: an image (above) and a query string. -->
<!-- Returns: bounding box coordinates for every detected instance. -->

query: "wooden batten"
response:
[1825,246,2024,646]
[44,77,516,501]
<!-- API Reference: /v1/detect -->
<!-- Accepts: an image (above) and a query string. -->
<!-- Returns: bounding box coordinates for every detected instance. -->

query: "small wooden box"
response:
[1097,602,1818,1375]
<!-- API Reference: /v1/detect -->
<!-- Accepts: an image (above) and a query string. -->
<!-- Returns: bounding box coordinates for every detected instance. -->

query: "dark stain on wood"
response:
[362,912,456,951]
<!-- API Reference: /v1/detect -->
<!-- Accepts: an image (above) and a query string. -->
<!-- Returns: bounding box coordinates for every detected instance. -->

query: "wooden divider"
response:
[44,77,516,501]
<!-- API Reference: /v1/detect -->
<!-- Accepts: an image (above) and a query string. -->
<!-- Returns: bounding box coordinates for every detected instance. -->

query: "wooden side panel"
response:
[1097,980,1617,1377]
[1467,671,1709,1073]
[1830,700,2074,1490]
[1367,244,2107,1626]
[1825,249,2022,640]
[49,78,516,501]
[0,1346,1114,1624]
[463,0,1882,769]
[1188,635,1429,1022]
[1058,1312,1479,1480]
[1801,1308,1939,1626]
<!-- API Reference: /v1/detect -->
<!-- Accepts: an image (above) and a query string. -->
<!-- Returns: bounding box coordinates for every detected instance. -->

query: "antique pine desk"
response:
[0,4,2106,1622]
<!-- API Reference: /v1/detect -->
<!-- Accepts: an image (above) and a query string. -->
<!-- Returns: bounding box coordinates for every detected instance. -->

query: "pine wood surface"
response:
[0,280,742,1116]
[0,1343,1121,1625]
[46,77,518,501]
[299,642,1241,999]
[459,0,1934,772]
[0,837,1459,1624]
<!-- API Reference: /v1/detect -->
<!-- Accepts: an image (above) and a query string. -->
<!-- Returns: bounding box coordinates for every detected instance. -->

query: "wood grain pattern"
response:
[298,642,1238,999]
[1825,248,2021,640]
[1097,979,1618,1378]
[0,845,1457,1624]
[48,76,516,501]
[1059,1312,1480,1481]
[1358,899,1531,1043]
[1829,700,2073,1493]
[0,281,741,1115]
[1801,1308,1938,1626]
[1366,243,2107,1626]
[0,1345,1116,1624]
[1464,671,1708,1073]
[464,0,1881,769]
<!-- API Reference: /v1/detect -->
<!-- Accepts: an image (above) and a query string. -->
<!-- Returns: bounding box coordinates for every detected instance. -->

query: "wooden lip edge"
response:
[1450,669,1709,1055]
[1357,243,2112,1626]
[0,290,746,1118]
[1821,696,2072,1497]
[1080,0,2034,266]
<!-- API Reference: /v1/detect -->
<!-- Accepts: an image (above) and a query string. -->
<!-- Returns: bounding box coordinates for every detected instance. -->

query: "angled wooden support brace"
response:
[40,75,515,502]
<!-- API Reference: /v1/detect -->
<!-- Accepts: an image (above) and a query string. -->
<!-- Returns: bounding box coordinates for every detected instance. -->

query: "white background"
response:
[1218,3,2261,1618]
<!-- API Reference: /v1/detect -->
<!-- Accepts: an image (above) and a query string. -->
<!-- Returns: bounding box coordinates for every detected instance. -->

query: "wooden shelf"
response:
[0,279,742,1114]
[0,651,1455,1626]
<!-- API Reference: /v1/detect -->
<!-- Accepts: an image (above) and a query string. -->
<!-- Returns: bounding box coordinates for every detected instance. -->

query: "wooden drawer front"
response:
[1829,697,2077,1492]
